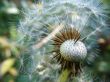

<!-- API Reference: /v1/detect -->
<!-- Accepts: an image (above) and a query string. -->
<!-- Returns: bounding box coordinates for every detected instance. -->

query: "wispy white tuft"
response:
[17,0,109,81]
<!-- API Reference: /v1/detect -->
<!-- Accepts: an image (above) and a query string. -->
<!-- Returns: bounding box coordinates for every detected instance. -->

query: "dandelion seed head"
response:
[60,40,87,62]
[17,0,109,81]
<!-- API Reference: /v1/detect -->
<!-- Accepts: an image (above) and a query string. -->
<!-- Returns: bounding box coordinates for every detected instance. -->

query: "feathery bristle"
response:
[52,27,80,46]
[52,27,84,75]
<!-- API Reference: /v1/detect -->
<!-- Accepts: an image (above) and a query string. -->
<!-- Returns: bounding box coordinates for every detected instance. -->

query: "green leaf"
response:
[0,58,15,76]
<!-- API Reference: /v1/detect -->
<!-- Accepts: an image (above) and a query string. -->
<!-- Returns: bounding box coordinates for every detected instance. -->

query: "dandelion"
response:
[17,0,109,81]
[52,27,87,75]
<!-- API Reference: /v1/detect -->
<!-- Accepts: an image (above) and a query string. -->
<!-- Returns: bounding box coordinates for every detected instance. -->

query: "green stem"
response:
[57,69,70,82]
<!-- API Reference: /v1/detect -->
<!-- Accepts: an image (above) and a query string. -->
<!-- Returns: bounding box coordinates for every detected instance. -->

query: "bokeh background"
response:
[0,0,110,82]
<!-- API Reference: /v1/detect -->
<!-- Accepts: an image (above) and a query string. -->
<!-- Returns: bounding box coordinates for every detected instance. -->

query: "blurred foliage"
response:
[0,0,20,82]
[0,37,20,82]
[0,0,19,37]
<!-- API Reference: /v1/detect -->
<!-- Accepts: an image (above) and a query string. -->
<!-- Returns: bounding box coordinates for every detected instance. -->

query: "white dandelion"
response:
[17,0,109,81]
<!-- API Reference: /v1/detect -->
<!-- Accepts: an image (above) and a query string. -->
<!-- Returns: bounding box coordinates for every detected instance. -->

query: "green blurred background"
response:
[0,0,110,82]
[0,0,35,82]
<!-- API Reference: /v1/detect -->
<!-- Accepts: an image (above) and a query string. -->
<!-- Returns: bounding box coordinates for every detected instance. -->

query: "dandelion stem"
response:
[57,69,70,82]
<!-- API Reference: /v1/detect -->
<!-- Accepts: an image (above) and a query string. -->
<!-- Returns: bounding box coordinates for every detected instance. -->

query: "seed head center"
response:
[60,40,87,62]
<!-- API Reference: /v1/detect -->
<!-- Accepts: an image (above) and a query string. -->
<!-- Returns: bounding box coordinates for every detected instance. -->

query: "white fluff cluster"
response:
[18,0,108,46]
[17,0,109,82]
